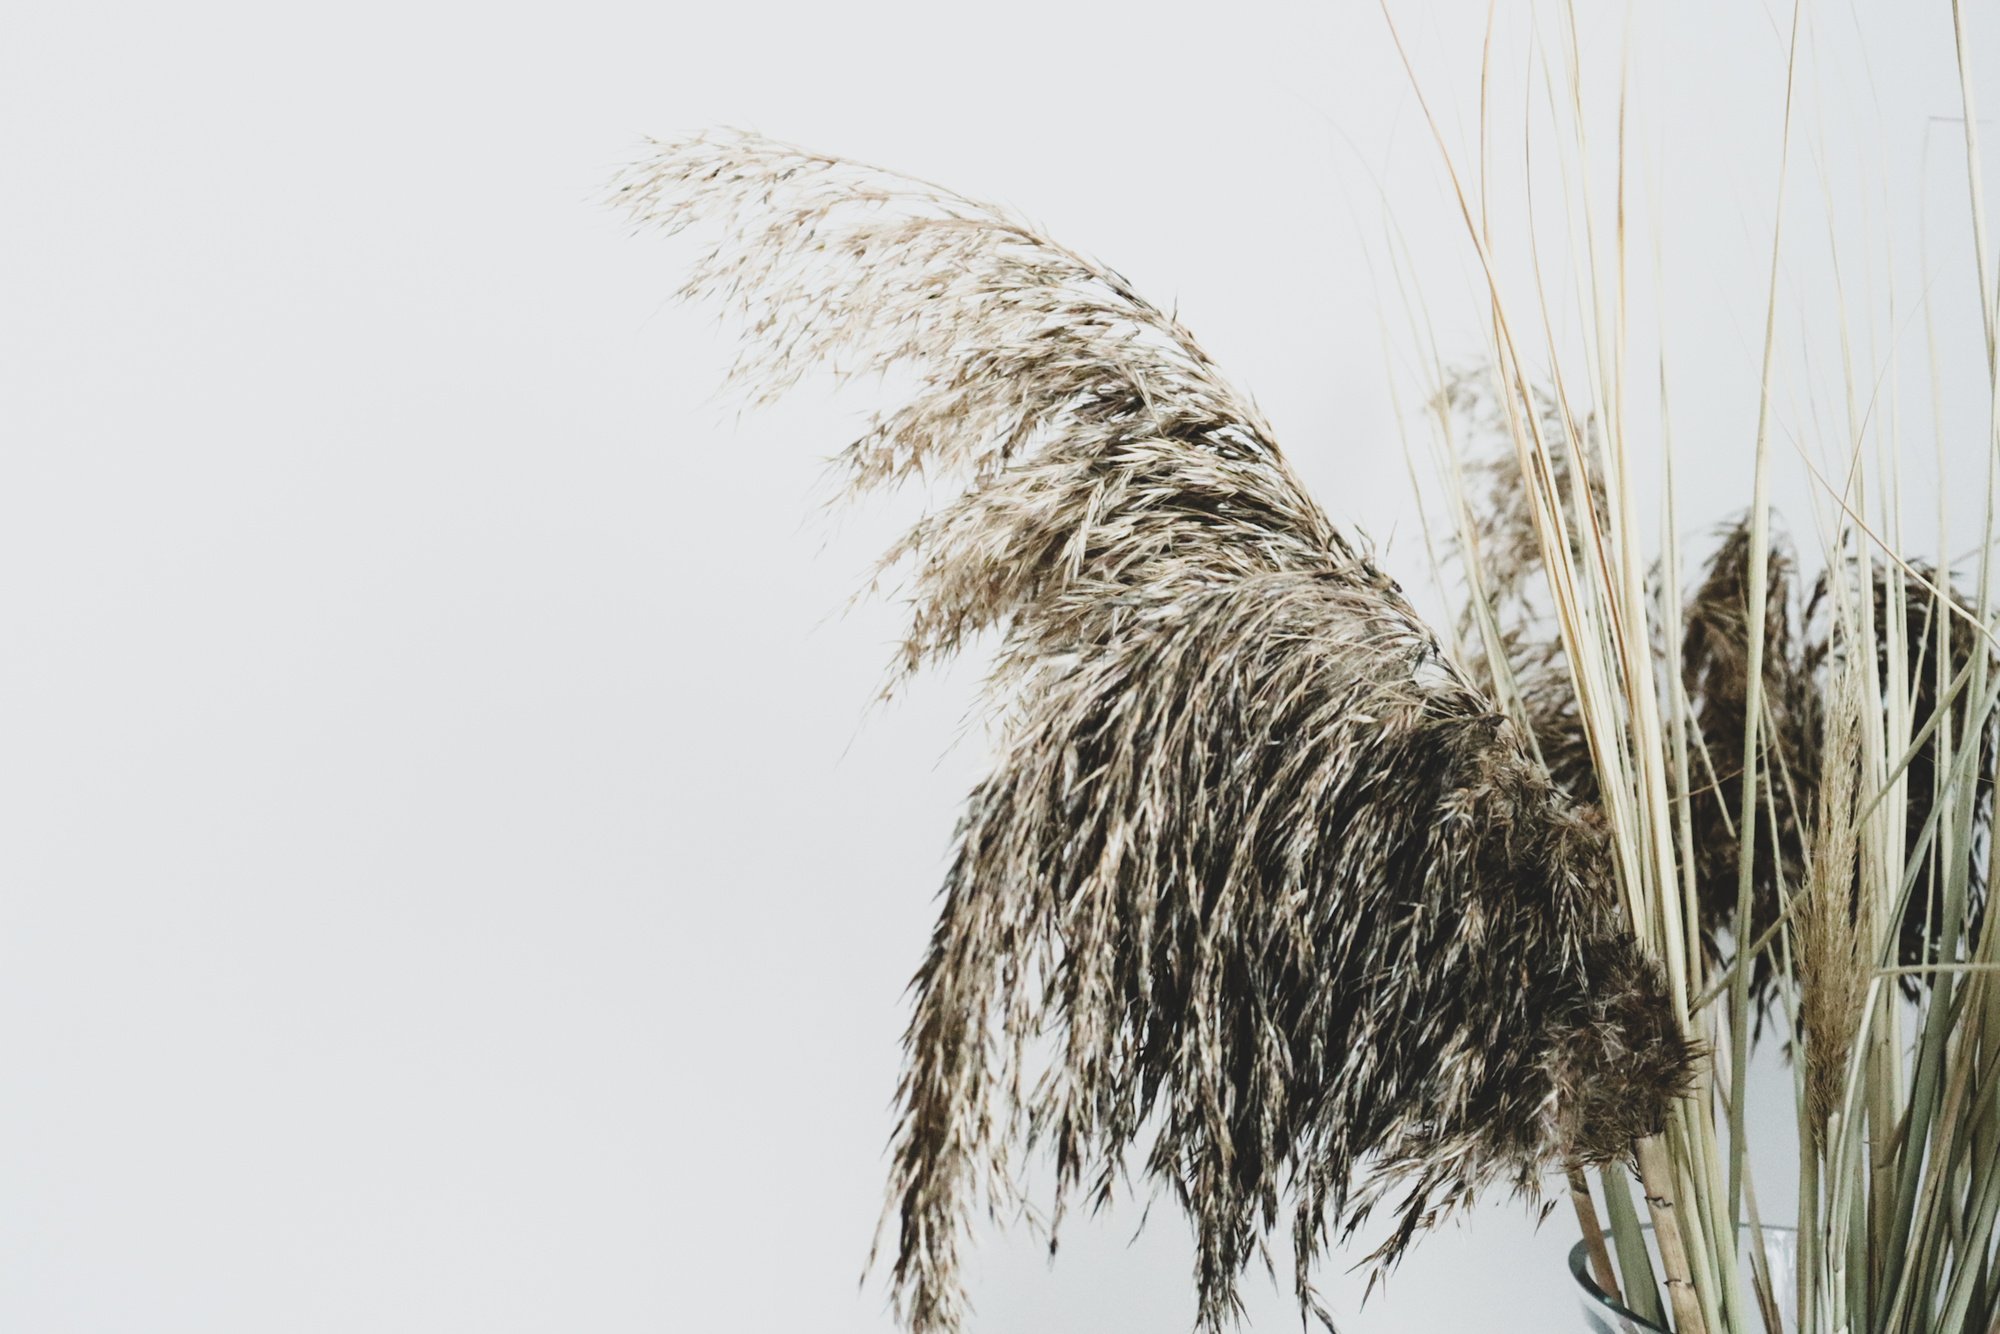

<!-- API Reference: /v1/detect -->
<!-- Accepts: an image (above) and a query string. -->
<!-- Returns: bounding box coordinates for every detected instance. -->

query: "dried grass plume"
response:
[612,131,1693,1332]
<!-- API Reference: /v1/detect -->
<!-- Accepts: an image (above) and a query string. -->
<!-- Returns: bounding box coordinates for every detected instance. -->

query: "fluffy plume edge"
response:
[612,131,1694,1331]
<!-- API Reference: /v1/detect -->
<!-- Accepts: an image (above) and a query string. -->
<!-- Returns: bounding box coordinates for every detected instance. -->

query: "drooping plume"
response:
[1434,371,1607,801]
[613,131,1692,1332]
[1847,561,1994,979]
[1681,520,1826,1007]
[1437,385,1993,1018]
[1679,535,1992,1003]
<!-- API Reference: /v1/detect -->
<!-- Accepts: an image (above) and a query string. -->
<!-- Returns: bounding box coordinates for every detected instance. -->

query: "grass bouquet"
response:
[613,6,1999,1329]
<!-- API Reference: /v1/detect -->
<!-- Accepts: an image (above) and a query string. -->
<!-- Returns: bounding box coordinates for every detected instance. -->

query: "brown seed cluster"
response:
[1435,379,1993,1020]
[615,132,1693,1332]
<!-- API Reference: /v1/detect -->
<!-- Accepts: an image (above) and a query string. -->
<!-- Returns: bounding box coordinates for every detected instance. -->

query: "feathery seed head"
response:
[616,131,1693,1332]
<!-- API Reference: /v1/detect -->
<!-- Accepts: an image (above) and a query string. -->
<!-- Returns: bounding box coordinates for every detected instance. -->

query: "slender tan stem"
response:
[1568,1164,1624,1305]
[1741,1165,1784,1333]
[1636,1133,1709,1334]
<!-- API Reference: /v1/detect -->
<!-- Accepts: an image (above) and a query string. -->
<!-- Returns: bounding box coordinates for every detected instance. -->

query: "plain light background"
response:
[4,1,1995,1331]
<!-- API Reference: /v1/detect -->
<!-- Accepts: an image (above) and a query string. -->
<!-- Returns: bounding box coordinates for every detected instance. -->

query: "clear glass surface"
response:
[1571,1225,1798,1333]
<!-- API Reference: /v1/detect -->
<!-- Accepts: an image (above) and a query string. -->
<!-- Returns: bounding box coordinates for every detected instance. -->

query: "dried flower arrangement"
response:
[613,6,2000,1330]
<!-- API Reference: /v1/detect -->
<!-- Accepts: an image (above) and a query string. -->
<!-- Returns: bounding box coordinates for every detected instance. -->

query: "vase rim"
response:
[1567,1238,1670,1332]
[1567,1224,1798,1332]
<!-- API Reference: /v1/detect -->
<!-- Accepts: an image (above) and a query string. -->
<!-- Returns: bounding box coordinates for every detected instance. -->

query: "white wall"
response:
[3,2,1990,1330]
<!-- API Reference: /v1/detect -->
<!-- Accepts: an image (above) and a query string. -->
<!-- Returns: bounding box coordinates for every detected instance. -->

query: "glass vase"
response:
[1570,1226,1798,1333]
